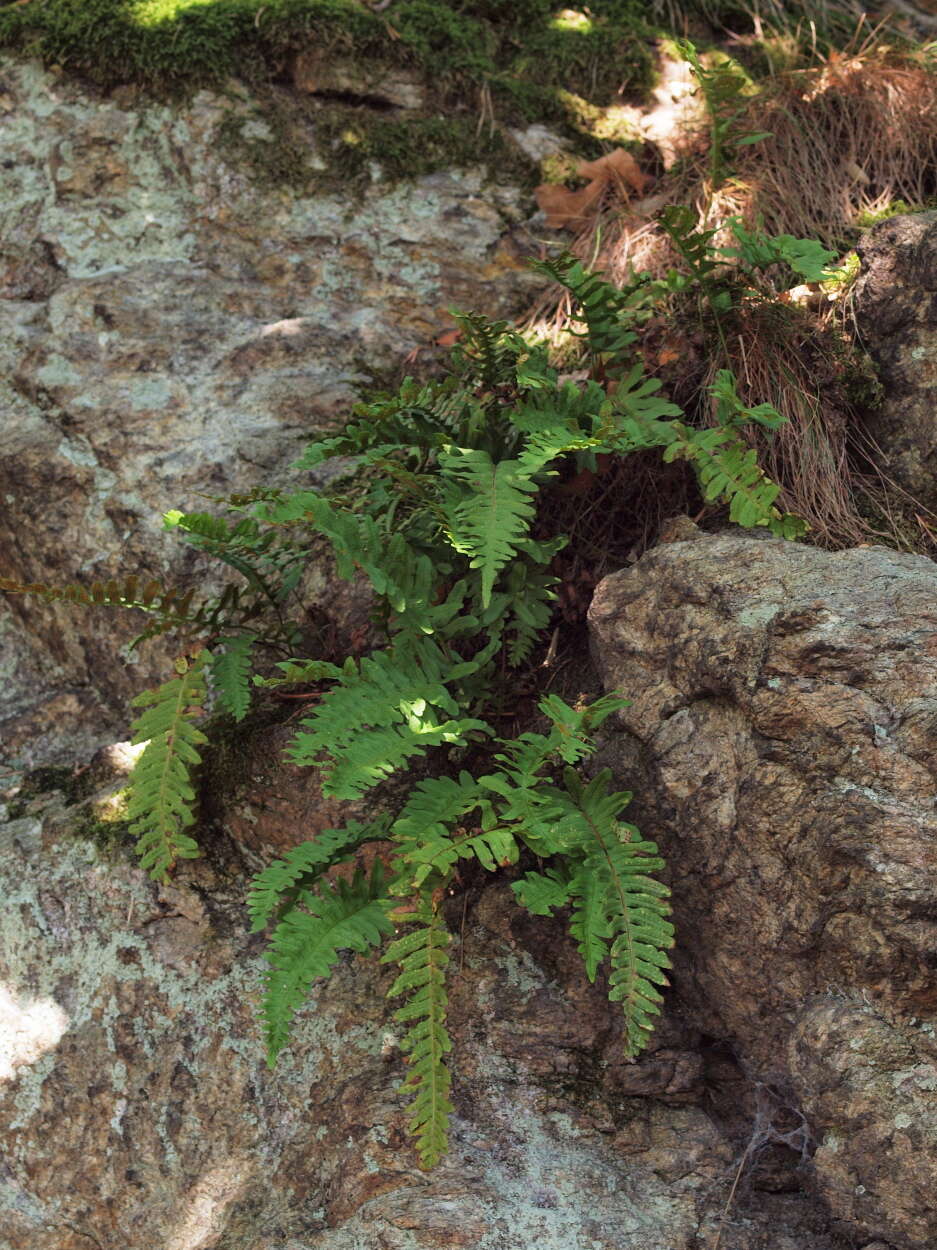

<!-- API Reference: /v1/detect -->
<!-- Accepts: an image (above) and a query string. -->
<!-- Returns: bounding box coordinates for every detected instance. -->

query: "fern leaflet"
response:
[263,864,392,1063]
[383,899,454,1169]
[126,654,209,882]
[440,447,539,607]
[559,769,675,1056]
[248,819,387,932]
[210,633,257,722]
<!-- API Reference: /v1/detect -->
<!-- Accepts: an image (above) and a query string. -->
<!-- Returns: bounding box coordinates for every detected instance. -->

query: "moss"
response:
[0,0,662,187]
[854,200,937,230]
[313,106,538,189]
[0,0,654,104]
[217,88,539,192]
[12,763,96,808]
[67,789,134,857]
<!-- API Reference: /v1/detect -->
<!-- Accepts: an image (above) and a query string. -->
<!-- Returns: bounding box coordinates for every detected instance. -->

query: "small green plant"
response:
[2,256,807,1168]
[677,39,771,192]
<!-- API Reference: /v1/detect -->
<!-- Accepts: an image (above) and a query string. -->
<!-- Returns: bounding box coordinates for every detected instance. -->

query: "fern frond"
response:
[511,866,572,916]
[248,819,387,932]
[255,491,439,627]
[398,823,518,890]
[383,899,454,1169]
[663,424,807,536]
[568,855,614,980]
[126,654,209,882]
[287,636,491,798]
[252,658,343,689]
[263,863,392,1063]
[559,769,674,1056]
[439,448,539,607]
[723,220,837,284]
[322,719,487,800]
[0,574,203,629]
[210,633,256,722]
[392,774,484,853]
[450,311,530,392]
[501,561,557,667]
[529,254,644,364]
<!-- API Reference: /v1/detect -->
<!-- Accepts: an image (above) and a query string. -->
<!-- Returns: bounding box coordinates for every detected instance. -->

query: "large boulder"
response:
[853,210,937,510]
[0,770,845,1250]
[0,59,543,770]
[589,531,937,1249]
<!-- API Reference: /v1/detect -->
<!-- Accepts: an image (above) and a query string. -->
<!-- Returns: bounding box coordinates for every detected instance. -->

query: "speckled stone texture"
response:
[853,210,937,510]
[590,532,937,1249]
[0,58,543,769]
[0,778,844,1250]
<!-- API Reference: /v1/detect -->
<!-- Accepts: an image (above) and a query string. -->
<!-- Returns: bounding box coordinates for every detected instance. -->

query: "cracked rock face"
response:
[0,780,847,1250]
[0,59,542,769]
[589,532,937,1249]
[853,210,937,511]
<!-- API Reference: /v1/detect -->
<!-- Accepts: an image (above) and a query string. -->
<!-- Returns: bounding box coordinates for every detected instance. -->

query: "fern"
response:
[439,447,541,608]
[723,221,837,284]
[559,770,675,1056]
[20,237,821,1170]
[287,636,491,799]
[382,899,454,1169]
[210,633,257,722]
[247,819,387,932]
[125,654,209,882]
[263,863,393,1063]
[677,39,770,190]
[0,574,207,642]
[529,253,650,368]
[512,866,573,916]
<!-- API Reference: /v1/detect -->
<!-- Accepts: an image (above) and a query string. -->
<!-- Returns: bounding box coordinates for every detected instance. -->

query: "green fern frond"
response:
[263,863,393,1064]
[722,221,837,284]
[606,364,684,437]
[559,769,674,1056]
[568,855,614,980]
[383,899,454,1169]
[126,654,209,882]
[501,561,557,667]
[529,254,645,364]
[663,424,807,535]
[252,658,344,689]
[392,774,484,852]
[287,636,491,798]
[398,823,518,890]
[439,447,539,607]
[248,819,387,933]
[511,866,573,916]
[210,633,257,722]
[255,491,438,627]
[450,311,532,393]
[320,719,488,800]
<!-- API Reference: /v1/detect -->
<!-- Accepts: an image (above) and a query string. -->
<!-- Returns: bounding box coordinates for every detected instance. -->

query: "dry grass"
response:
[525,36,937,552]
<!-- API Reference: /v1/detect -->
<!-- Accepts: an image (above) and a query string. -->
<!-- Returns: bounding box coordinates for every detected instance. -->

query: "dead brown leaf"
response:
[577,147,648,194]
[535,147,649,230]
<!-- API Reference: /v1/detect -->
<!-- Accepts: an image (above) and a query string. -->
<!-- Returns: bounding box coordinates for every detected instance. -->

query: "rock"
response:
[853,211,937,509]
[589,533,937,1249]
[790,1000,937,1250]
[292,53,426,111]
[0,793,832,1250]
[0,60,543,770]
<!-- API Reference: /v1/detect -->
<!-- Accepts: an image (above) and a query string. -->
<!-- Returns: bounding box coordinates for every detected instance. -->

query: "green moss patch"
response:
[0,0,655,106]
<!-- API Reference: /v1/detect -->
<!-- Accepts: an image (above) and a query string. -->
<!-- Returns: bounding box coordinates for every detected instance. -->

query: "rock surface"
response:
[0,59,542,770]
[853,210,937,510]
[590,532,937,1249]
[0,772,844,1250]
